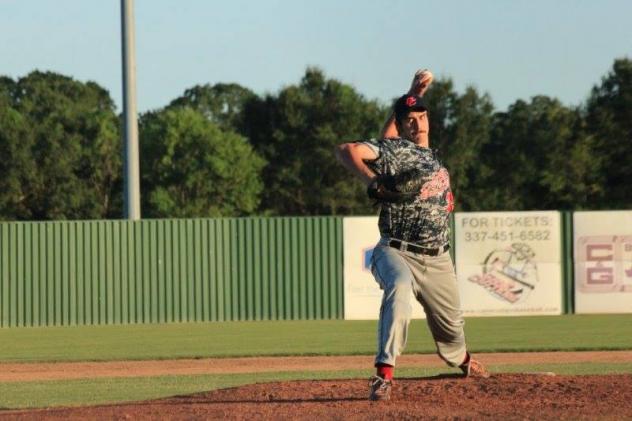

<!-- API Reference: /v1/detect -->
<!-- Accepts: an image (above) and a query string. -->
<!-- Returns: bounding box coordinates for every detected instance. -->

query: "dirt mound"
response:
[5,373,632,420]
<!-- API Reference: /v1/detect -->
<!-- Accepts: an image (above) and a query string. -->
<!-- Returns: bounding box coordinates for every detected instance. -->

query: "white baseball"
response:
[416,69,434,84]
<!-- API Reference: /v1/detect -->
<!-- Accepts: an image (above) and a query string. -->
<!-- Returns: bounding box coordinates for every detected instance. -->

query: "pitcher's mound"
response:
[9,373,632,419]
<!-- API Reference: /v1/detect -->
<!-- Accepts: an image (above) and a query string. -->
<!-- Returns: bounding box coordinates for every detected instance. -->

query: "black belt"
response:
[388,240,450,256]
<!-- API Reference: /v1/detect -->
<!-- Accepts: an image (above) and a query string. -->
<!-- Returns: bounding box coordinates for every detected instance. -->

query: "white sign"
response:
[455,211,563,316]
[574,211,632,314]
[342,217,426,320]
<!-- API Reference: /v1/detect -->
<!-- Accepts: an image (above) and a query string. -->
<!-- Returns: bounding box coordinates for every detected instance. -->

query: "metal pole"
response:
[121,0,141,220]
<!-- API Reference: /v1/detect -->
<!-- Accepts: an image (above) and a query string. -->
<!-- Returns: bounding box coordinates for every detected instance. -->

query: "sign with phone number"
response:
[454,211,562,316]
[464,230,551,242]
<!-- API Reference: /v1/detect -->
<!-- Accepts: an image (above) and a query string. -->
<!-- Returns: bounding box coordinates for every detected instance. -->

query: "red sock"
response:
[461,352,471,367]
[376,364,394,380]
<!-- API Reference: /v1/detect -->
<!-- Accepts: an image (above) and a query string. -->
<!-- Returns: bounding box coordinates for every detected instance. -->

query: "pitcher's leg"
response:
[411,252,467,366]
[371,246,415,367]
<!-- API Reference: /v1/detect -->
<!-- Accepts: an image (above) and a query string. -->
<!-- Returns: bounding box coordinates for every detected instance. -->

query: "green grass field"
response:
[1,314,632,409]
[1,314,632,362]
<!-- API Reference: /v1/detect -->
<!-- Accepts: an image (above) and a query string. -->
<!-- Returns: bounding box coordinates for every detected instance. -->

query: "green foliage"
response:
[585,58,632,209]
[1,58,631,218]
[476,96,602,210]
[243,67,388,215]
[477,97,569,209]
[139,107,265,217]
[0,105,34,219]
[167,82,257,132]
[447,88,495,211]
[0,71,121,220]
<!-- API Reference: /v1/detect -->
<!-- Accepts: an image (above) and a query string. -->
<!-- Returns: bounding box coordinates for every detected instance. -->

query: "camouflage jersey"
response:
[361,138,454,249]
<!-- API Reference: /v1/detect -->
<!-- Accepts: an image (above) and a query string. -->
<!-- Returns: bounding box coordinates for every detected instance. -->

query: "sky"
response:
[1,0,631,113]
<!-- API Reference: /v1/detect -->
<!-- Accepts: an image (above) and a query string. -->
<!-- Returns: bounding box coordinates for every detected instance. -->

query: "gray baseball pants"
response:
[370,237,467,367]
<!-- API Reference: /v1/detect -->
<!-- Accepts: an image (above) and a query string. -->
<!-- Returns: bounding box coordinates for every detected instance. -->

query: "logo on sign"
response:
[467,243,539,304]
[576,236,632,293]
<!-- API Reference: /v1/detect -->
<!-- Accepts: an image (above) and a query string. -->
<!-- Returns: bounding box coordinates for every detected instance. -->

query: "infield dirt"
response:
[2,351,632,419]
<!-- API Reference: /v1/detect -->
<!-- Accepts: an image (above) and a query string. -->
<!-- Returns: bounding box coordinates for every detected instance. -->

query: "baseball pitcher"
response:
[335,70,489,401]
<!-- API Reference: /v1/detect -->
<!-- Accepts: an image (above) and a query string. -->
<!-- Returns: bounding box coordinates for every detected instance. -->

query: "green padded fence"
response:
[0,217,344,327]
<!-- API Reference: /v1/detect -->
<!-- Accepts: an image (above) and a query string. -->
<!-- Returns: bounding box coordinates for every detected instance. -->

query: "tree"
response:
[447,87,495,211]
[0,77,31,218]
[242,67,388,215]
[0,100,34,219]
[0,76,15,104]
[0,71,122,220]
[477,96,598,211]
[139,107,265,217]
[168,83,256,133]
[585,57,632,209]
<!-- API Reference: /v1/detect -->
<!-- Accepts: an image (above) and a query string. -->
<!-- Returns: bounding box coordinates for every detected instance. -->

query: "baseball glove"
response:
[367,169,424,203]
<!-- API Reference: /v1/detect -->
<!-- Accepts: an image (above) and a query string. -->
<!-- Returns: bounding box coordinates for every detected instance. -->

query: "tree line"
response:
[0,58,630,220]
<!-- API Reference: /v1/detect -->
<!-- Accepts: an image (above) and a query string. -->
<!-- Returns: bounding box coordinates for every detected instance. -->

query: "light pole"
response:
[121,0,141,220]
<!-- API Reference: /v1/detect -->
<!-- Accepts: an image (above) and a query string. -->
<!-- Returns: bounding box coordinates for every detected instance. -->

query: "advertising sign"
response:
[574,211,632,313]
[455,211,563,316]
[343,217,426,320]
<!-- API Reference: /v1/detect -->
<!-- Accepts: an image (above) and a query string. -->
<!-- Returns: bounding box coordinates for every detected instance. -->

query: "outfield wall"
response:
[1,211,630,327]
[0,218,343,327]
